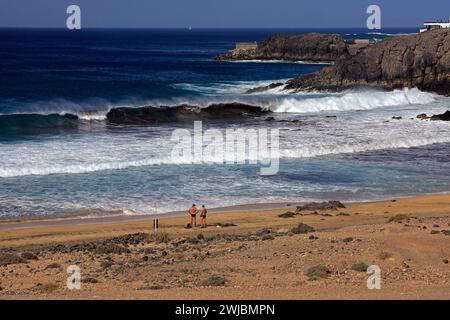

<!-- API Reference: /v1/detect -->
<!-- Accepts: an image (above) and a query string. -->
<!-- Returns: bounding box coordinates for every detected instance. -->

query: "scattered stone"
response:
[82,277,99,284]
[443,259,449,264]
[138,283,164,290]
[392,116,402,120]
[264,116,275,121]
[35,283,59,293]
[296,201,345,212]
[100,260,113,269]
[290,223,315,234]
[441,230,450,236]
[149,231,170,244]
[0,252,25,266]
[305,265,330,280]
[215,222,237,228]
[343,237,353,243]
[21,252,38,260]
[309,235,319,240]
[430,230,440,234]
[45,262,61,269]
[198,275,227,287]
[378,251,392,260]
[95,244,130,255]
[278,211,296,218]
[351,262,369,272]
[261,234,274,241]
[430,110,450,121]
[197,233,205,241]
[416,113,429,120]
[387,214,409,223]
[336,212,350,216]
[170,237,187,246]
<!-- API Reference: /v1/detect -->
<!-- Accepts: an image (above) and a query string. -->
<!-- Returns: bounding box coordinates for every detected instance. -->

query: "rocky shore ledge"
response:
[284,29,449,95]
[213,33,348,62]
[230,30,449,96]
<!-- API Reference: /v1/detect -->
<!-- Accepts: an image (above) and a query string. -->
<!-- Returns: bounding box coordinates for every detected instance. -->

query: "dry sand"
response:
[0,194,449,300]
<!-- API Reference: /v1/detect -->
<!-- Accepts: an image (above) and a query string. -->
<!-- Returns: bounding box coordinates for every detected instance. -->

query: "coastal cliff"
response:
[285,29,450,95]
[214,33,348,62]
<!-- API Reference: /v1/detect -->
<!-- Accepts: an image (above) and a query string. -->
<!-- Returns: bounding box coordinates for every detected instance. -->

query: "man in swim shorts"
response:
[188,204,198,227]
[200,205,207,228]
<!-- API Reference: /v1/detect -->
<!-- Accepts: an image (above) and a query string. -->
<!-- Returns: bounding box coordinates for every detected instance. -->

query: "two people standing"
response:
[188,204,207,228]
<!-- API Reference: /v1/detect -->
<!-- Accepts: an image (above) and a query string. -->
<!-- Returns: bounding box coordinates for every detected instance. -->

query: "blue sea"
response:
[1,28,450,218]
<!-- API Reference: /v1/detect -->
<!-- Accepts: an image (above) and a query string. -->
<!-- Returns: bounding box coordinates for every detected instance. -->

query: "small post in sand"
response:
[152,201,159,231]
[152,218,159,231]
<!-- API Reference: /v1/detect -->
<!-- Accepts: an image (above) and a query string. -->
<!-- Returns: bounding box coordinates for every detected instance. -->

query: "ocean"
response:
[1,28,450,218]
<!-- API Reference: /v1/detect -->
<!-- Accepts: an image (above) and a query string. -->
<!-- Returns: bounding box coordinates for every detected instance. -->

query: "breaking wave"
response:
[270,88,437,113]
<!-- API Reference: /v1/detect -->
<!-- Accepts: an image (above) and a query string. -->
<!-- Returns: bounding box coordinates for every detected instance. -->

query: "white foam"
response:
[270,88,437,113]
[228,59,332,65]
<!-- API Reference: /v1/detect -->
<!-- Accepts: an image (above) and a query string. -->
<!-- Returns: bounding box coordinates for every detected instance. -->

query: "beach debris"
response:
[197,275,227,287]
[264,116,275,121]
[305,264,330,281]
[351,262,369,272]
[296,201,345,213]
[392,116,402,120]
[0,252,25,266]
[290,223,315,234]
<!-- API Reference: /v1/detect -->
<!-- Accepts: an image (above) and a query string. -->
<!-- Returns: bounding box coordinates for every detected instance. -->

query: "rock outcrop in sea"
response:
[214,33,348,62]
[106,103,270,124]
[285,29,449,95]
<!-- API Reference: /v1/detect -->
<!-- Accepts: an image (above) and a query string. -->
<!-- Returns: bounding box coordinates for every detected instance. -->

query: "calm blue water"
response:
[1,28,450,218]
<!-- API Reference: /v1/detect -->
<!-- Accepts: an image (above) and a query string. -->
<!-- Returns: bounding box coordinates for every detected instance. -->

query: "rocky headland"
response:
[227,30,449,96]
[214,33,349,62]
[284,29,449,95]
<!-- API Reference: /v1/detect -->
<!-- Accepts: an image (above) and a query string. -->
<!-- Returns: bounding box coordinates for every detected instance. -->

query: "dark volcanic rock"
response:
[0,252,25,266]
[416,113,430,119]
[430,110,450,121]
[214,33,348,62]
[285,29,450,95]
[296,201,346,212]
[106,103,269,124]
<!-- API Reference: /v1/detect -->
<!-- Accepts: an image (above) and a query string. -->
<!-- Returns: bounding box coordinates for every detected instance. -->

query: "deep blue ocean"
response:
[1,28,450,218]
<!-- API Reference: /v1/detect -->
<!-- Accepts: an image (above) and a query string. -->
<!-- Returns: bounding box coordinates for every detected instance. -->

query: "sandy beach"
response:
[0,194,449,299]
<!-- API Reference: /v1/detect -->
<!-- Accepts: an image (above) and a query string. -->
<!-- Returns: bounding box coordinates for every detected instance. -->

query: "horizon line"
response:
[0,26,419,30]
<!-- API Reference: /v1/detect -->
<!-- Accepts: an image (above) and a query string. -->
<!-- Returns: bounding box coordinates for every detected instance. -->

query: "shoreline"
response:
[0,192,449,299]
[2,190,449,231]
